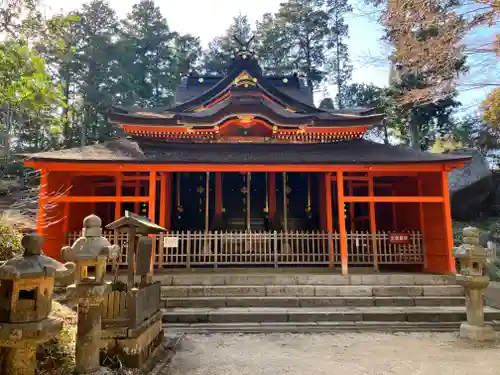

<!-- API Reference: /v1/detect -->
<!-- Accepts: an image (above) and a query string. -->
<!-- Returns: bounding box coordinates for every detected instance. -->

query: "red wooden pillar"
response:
[337,171,348,275]
[134,173,140,214]
[160,173,167,228]
[324,173,334,267]
[269,172,276,219]
[114,173,122,220]
[391,189,397,229]
[442,170,455,273]
[319,174,326,231]
[417,174,427,270]
[62,174,71,241]
[148,170,157,276]
[90,185,96,214]
[215,172,223,215]
[368,173,378,271]
[348,181,355,231]
[165,173,172,229]
[37,168,48,237]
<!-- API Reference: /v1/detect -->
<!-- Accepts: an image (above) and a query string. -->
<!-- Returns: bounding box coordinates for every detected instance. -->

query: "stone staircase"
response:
[158,272,500,333]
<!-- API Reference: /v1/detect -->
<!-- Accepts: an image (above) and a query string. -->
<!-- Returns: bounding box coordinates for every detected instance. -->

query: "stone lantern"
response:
[61,214,118,375]
[0,233,75,375]
[453,226,495,341]
[62,214,118,284]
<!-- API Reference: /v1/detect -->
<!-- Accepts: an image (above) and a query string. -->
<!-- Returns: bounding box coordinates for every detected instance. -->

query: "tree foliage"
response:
[325,0,353,107]
[482,88,500,127]
[117,0,177,107]
[202,14,252,75]
[0,0,495,178]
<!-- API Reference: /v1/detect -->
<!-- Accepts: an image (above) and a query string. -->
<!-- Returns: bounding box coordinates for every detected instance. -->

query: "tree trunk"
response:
[81,104,88,147]
[409,115,420,150]
[336,29,343,109]
[61,65,72,147]
[383,122,389,145]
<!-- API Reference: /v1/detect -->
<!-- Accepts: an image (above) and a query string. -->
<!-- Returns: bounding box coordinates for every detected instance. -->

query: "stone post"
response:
[453,226,496,341]
[72,287,110,374]
[4,345,37,375]
[62,215,118,375]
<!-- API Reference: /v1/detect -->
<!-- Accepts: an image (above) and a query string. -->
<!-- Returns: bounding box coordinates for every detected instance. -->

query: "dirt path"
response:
[161,332,500,375]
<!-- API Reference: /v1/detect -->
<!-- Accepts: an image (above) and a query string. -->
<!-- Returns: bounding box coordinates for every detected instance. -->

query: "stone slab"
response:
[295,275,350,285]
[189,285,266,297]
[208,310,288,324]
[289,310,363,322]
[225,297,300,308]
[413,274,454,285]
[171,274,226,286]
[116,319,162,355]
[265,285,315,297]
[360,275,391,285]
[163,306,499,325]
[422,285,464,296]
[372,286,422,297]
[226,275,297,286]
[374,297,415,307]
[164,297,226,308]
[168,309,212,324]
[414,297,465,307]
[163,321,478,334]
[161,286,188,298]
[362,311,407,322]
[388,275,416,285]
[406,312,464,322]
[314,286,373,297]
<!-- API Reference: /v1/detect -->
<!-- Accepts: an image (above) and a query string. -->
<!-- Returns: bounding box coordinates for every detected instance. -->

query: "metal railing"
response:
[67,230,424,268]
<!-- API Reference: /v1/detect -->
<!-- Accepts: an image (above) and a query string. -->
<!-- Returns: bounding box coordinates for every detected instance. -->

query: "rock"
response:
[447,149,492,221]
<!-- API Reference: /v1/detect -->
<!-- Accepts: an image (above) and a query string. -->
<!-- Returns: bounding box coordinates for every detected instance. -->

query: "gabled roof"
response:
[106,51,383,130]
[175,74,315,107]
[21,137,472,165]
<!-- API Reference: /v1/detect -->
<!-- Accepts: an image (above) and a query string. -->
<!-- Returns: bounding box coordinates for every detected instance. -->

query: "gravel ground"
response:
[161,332,500,375]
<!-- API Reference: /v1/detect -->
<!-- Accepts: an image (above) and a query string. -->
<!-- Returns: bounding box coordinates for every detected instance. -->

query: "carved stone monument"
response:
[0,233,75,375]
[62,214,118,375]
[453,226,496,341]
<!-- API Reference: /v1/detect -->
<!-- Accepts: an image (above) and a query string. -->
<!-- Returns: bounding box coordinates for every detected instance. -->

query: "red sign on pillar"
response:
[389,233,410,244]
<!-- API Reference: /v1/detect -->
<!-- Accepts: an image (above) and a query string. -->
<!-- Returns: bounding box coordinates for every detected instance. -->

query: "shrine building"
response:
[23,45,470,275]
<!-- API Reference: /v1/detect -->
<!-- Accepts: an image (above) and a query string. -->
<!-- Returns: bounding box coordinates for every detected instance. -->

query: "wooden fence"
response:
[68,230,424,268]
[101,282,161,329]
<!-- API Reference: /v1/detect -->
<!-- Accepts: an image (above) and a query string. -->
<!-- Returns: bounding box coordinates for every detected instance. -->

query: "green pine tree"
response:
[117,0,178,107]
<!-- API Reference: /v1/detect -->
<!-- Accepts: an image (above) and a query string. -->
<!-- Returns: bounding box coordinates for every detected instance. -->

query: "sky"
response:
[41,0,494,113]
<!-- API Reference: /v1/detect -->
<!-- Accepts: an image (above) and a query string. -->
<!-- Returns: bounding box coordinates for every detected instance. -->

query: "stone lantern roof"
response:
[0,234,74,280]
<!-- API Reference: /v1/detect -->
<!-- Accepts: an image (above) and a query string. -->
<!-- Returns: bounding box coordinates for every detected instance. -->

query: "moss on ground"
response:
[37,302,77,375]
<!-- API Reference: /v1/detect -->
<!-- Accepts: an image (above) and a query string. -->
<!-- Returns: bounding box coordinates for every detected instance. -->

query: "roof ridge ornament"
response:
[233,71,258,88]
[232,35,258,61]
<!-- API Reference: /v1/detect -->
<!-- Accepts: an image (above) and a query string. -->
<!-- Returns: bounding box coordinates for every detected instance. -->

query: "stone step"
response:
[164,321,500,334]
[155,273,455,287]
[160,284,464,298]
[163,296,466,308]
[162,306,500,325]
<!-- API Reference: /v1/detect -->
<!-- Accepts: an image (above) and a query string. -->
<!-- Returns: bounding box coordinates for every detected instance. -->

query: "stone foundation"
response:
[100,312,164,370]
[460,322,496,341]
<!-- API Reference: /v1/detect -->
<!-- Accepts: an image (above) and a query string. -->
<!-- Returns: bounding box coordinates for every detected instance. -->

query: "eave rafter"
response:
[121,120,369,142]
